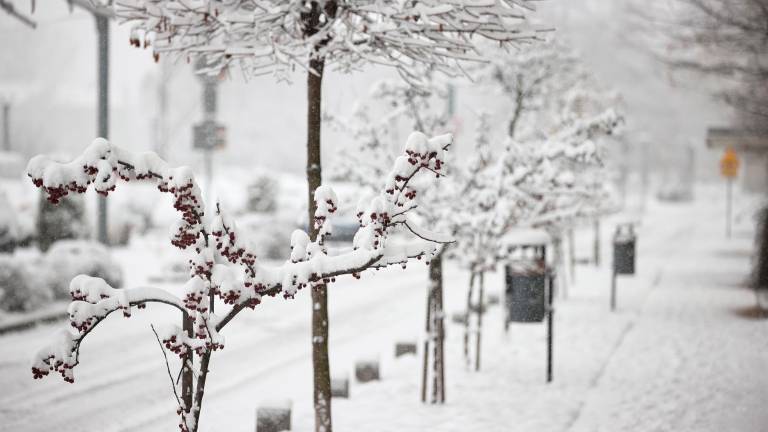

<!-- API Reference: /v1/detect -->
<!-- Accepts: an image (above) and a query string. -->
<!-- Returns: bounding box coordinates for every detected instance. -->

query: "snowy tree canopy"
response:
[116,0,548,84]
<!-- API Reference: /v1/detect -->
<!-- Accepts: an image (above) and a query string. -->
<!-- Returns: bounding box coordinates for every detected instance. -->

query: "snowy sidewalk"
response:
[332,193,768,432]
[568,203,768,432]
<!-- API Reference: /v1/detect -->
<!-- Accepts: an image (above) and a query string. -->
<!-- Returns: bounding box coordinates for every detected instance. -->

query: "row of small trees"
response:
[329,37,622,402]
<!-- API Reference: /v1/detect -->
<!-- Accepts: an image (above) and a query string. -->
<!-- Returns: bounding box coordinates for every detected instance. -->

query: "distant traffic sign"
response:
[193,120,226,150]
[720,147,740,178]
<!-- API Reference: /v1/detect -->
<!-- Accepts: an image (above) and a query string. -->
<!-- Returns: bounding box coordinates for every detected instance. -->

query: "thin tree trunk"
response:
[420,276,433,403]
[429,253,446,403]
[435,258,446,403]
[474,271,485,371]
[307,57,332,432]
[508,78,524,139]
[182,314,193,415]
[464,271,476,367]
[192,296,216,429]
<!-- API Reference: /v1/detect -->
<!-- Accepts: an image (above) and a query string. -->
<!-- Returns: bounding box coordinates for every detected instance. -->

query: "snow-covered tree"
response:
[637,0,768,128]
[481,38,582,138]
[328,78,454,402]
[27,132,452,432]
[113,3,546,428]
[481,38,624,283]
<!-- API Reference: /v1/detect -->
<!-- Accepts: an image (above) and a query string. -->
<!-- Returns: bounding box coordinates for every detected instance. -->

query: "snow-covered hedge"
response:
[0,191,20,253]
[0,255,53,312]
[36,192,89,252]
[44,240,123,299]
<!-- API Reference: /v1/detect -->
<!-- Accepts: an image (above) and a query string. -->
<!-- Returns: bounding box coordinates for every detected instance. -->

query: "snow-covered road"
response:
[1,187,766,432]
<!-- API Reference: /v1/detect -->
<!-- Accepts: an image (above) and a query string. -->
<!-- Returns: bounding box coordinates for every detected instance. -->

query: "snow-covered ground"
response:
[0,185,766,432]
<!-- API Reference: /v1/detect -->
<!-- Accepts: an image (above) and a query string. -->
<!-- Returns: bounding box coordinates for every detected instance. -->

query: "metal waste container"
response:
[613,224,636,275]
[505,244,547,323]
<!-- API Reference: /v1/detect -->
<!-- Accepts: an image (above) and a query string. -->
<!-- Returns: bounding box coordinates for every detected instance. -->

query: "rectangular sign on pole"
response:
[193,120,226,150]
[720,147,740,179]
[720,148,739,238]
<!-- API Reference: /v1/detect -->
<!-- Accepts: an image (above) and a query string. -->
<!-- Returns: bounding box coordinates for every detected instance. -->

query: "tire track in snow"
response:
[0,267,426,432]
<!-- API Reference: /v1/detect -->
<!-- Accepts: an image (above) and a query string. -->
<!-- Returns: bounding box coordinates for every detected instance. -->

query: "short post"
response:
[330,375,349,398]
[451,311,468,325]
[395,342,417,357]
[486,292,500,306]
[546,269,554,383]
[256,401,292,432]
[355,359,380,383]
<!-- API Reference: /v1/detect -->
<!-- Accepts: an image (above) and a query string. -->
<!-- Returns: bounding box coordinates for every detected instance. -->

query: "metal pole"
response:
[200,71,217,206]
[568,228,575,282]
[155,61,170,160]
[546,270,554,383]
[727,178,732,238]
[610,270,617,311]
[96,15,109,245]
[641,143,649,214]
[593,218,600,267]
[2,102,9,152]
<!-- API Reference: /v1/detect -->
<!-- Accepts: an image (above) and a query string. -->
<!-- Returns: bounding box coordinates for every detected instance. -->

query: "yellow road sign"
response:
[720,147,740,178]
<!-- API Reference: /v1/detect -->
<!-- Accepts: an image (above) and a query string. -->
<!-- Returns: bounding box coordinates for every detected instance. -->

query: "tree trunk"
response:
[429,253,446,403]
[508,78,524,139]
[464,271,476,367]
[474,271,484,371]
[182,314,193,415]
[306,57,332,432]
[420,279,432,403]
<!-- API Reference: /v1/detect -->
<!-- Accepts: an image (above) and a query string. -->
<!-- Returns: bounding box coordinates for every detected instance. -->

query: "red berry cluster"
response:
[159,180,203,250]
[32,357,75,383]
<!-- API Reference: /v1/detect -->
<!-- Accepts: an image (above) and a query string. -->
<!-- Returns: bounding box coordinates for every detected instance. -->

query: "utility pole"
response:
[2,102,10,152]
[154,60,171,160]
[193,60,225,209]
[95,14,109,245]
[61,0,114,245]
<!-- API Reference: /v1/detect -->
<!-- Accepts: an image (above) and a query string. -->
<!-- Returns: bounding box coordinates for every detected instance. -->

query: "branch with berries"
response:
[27,131,453,432]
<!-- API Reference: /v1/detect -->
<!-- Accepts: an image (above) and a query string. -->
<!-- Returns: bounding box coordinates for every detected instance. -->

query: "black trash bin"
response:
[613,224,636,275]
[504,243,548,324]
[506,267,546,322]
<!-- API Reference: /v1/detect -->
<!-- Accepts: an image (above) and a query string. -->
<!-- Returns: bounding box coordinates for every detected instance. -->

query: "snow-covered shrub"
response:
[246,175,278,214]
[36,190,89,252]
[0,191,19,253]
[0,256,53,312]
[44,240,123,299]
[237,213,293,261]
